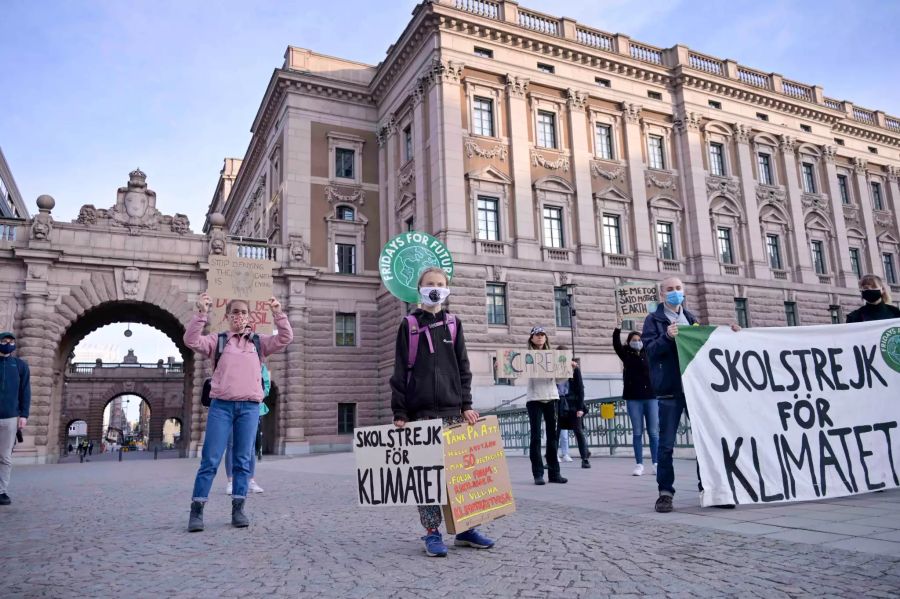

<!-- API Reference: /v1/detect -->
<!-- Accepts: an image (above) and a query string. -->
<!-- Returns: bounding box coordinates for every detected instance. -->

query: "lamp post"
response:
[561,283,577,357]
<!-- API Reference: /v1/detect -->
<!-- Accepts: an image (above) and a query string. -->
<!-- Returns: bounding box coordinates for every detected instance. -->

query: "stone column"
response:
[16,292,53,462]
[283,115,312,254]
[377,129,389,244]
[777,135,816,284]
[672,111,717,275]
[281,300,309,455]
[620,103,656,270]
[411,78,429,232]
[505,74,540,260]
[852,158,881,276]
[820,145,854,287]
[732,124,769,279]
[382,114,400,240]
[565,89,601,266]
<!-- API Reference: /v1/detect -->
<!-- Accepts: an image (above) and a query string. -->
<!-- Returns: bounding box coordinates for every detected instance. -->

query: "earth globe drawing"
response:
[885,332,900,368]
[395,246,441,287]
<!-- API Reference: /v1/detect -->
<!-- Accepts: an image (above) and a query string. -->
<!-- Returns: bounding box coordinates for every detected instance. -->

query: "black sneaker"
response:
[534,477,546,486]
[655,495,673,513]
[0,493,10,505]
[548,475,568,484]
[581,459,591,469]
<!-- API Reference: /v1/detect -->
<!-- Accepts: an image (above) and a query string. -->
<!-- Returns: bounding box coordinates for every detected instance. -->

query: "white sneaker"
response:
[249,480,264,494]
[632,463,644,476]
[225,481,232,495]
[651,463,657,475]
[561,455,573,463]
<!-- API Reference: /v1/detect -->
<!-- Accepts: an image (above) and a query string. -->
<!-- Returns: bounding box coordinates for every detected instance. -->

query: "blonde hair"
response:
[859,273,892,304]
[417,267,450,289]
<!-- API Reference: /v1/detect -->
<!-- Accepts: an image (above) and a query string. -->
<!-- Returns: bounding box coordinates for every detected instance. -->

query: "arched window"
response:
[336,206,355,221]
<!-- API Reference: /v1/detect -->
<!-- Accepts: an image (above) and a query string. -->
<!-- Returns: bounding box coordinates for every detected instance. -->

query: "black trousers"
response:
[526,400,560,478]
[559,417,589,459]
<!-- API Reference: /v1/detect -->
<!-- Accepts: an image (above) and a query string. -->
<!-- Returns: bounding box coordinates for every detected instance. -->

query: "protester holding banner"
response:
[642,277,739,513]
[185,293,293,532]
[555,346,590,468]
[847,274,900,323]
[389,267,495,557]
[612,328,657,477]
[524,327,568,485]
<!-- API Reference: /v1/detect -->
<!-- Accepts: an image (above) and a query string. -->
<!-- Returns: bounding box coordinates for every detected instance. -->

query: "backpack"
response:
[405,313,457,384]
[200,332,267,407]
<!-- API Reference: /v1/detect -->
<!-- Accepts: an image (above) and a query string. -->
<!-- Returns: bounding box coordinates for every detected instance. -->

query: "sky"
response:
[3,0,899,354]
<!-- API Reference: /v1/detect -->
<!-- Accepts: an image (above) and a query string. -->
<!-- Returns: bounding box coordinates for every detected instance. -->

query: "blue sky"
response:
[2,0,898,358]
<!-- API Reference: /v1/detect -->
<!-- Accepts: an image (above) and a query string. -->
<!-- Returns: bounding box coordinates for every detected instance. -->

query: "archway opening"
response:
[163,417,182,449]
[102,394,151,452]
[66,419,88,455]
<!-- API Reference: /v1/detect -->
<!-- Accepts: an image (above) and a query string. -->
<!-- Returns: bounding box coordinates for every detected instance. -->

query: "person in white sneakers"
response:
[612,327,657,477]
[223,430,263,494]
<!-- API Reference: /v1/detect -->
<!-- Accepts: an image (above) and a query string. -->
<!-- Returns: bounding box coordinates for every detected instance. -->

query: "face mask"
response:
[0,343,14,355]
[861,289,882,303]
[229,314,250,330]
[629,341,643,351]
[666,290,684,306]
[420,287,450,307]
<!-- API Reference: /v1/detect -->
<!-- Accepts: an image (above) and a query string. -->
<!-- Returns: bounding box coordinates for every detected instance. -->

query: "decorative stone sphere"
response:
[209,213,226,227]
[36,195,56,211]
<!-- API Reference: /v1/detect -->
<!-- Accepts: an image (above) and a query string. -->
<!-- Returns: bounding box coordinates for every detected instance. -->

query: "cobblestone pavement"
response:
[2,453,899,598]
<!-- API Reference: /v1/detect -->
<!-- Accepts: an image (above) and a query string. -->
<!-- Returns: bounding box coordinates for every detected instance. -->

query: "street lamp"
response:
[561,283,577,358]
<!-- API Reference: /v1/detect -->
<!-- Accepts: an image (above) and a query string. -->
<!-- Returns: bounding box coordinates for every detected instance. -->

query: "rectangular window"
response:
[757,153,773,185]
[708,100,722,110]
[656,221,675,260]
[801,163,816,194]
[594,124,613,160]
[472,96,495,137]
[337,403,356,434]
[335,148,355,179]
[884,253,898,285]
[403,126,413,162]
[537,111,557,149]
[717,227,734,264]
[476,196,500,241]
[838,175,850,205]
[871,182,884,210]
[734,298,749,328]
[486,283,507,325]
[709,142,726,176]
[554,287,572,328]
[647,90,662,100]
[849,247,862,278]
[766,234,783,270]
[537,62,555,74]
[829,305,842,325]
[335,313,357,347]
[648,135,665,170]
[800,124,812,133]
[543,206,564,248]
[595,77,611,88]
[784,302,798,326]
[756,112,769,122]
[335,243,356,274]
[602,214,622,255]
[811,240,827,274]
[473,46,493,58]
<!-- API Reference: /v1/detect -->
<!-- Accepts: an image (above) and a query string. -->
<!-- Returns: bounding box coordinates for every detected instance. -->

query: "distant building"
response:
[0,146,29,220]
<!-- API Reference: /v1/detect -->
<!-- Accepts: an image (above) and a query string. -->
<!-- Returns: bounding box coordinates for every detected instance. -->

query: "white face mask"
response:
[420,287,450,307]
[629,341,643,351]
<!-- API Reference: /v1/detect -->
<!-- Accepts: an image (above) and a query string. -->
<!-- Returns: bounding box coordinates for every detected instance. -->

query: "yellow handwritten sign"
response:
[495,348,572,380]
[441,416,515,534]
[206,255,276,334]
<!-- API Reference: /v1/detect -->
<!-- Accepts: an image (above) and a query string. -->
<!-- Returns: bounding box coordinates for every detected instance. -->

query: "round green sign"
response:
[379,231,454,303]
[880,326,900,373]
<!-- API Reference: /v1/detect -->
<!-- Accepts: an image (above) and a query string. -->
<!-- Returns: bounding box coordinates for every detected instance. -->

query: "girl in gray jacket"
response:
[525,327,568,485]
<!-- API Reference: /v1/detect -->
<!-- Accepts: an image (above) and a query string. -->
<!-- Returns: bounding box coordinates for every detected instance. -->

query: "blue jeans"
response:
[224,429,256,479]
[626,400,659,465]
[191,400,259,501]
[656,395,702,496]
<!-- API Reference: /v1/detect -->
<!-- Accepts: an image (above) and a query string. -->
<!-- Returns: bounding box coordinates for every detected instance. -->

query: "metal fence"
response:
[492,396,694,455]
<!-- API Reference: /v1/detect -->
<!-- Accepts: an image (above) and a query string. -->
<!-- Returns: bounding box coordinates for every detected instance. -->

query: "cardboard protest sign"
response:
[379,231,454,303]
[615,281,658,330]
[441,416,515,534]
[206,255,276,334]
[495,348,572,380]
[354,419,446,506]
[675,321,900,507]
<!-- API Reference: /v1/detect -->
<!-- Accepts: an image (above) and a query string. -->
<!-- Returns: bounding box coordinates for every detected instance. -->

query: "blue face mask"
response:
[666,290,684,306]
[0,343,14,355]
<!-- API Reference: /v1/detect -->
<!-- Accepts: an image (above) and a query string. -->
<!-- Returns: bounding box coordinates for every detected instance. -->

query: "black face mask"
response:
[861,289,883,304]
[0,343,14,355]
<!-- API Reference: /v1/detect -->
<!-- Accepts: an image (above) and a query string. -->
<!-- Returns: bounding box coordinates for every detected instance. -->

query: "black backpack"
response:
[200,332,262,407]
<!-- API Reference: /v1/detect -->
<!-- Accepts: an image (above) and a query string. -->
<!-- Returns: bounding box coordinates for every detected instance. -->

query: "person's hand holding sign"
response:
[394,418,406,428]
[196,292,212,314]
[463,409,479,425]
[268,297,283,316]
[666,323,679,339]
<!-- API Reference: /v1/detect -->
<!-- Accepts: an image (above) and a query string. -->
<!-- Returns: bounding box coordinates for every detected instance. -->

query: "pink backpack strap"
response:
[405,314,419,383]
[446,313,458,346]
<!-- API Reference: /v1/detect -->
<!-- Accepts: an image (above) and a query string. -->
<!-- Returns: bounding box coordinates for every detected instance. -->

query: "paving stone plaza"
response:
[2,453,898,598]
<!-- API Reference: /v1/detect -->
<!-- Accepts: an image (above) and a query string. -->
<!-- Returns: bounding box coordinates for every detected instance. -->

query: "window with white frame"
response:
[734,298,749,328]
[656,221,675,260]
[543,206,564,248]
[335,243,356,274]
[472,97,495,137]
[477,196,500,241]
[328,132,364,184]
[537,110,557,149]
[784,301,798,326]
[801,163,817,194]
[335,313,357,346]
[757,152,774,185]
[810,240,827,274]
[872,181,885,210]
[554,287,572,328]
[335,148,355,180]
[849,247,862,278]
[709,142,726,176]
[648,135,665,170]
[486,283,507,325]
[884,253,898,285]
[336,206,355,221]
[602,214,622,254]
[717,227,734,264]
[766,234,783,270]
[838,174,851,205]
[595,123,613,160]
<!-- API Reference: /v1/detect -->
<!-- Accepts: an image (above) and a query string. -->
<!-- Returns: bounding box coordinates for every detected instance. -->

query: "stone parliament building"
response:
[3,0,899,463]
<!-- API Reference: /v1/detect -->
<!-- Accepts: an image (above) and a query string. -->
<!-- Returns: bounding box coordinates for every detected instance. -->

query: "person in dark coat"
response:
[846,273,900,323]
[555,347,590,469]
[613,328,657,477]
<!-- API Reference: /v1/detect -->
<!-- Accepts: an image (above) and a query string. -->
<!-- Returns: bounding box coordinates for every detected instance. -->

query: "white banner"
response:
[676,320,900,507]
[353,419,446,506]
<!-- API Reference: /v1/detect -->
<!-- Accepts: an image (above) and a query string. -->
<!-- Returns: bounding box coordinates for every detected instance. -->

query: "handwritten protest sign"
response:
[676,322,900,507]
[441,416,515,534]
[354,419,446,506]
[206,255,276,334]
[495,348,572,380]
[615,281,658,330]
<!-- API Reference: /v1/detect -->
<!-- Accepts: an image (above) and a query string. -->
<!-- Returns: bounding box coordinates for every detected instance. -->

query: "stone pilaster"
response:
[852,158,881,276]
[620,103,656,270]
[673,111,717,275]
[281,301,310,455]
[381,114,400,240]
[732,123,769,279]
[566,88,601,265]
[505,74,540,260]
[777,135,816,283]
[820,145,855,287]
[411,78,429,232]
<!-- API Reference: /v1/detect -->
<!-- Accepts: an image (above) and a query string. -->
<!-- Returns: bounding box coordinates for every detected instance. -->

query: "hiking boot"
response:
[0,493,10,505]
[188,501,204,532]
[548,474,568,484]
[422,530,448,557]
[534,477,546,485]
[231,498,249,528]
[581,459,591,469]
[655,495,673,513]
[455,527,495,549]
